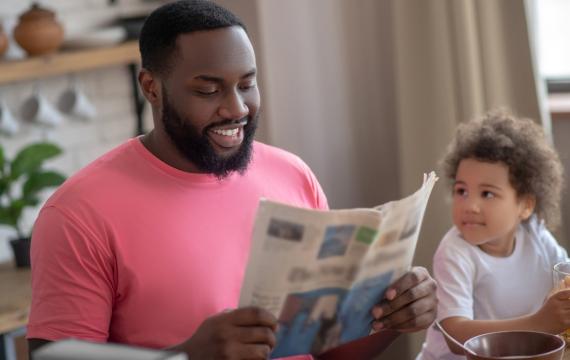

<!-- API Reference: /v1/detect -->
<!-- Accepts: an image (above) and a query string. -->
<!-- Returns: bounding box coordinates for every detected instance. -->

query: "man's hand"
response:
[173,307,278,359]
[371,266,437,333]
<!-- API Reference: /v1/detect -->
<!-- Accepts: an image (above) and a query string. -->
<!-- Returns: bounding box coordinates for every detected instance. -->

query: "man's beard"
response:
[161,90,258,179]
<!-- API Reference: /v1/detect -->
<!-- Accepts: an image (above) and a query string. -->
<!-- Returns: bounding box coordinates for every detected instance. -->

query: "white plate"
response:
[63,27,127,49]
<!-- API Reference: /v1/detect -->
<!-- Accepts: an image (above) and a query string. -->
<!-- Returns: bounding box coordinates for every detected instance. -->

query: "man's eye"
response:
[195,89,218,96]
[239,82,257,91]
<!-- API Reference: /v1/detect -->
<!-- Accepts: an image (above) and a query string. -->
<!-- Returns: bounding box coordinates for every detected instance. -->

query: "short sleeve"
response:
[309,171,328,211]
[299,158,329,211]
[433,235,476,321]
[537,224,568,268]
[27,206,115,342]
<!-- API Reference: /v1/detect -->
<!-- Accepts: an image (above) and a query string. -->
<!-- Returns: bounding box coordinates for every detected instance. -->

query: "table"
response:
[0,262,31,360]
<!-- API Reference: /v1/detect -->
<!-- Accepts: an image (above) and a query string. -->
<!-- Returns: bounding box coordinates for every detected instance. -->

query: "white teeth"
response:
[213,128,239,136]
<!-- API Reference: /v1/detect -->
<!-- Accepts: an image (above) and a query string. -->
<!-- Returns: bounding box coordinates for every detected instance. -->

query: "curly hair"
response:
[441,109,564,229]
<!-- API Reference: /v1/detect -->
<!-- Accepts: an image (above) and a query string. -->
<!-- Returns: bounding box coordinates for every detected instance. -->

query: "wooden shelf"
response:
[0,40,140,85]
[0,40,147,134]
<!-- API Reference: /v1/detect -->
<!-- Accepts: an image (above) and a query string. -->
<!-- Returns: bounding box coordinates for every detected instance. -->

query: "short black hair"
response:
[139,0,246,75]
[441,108,564,229]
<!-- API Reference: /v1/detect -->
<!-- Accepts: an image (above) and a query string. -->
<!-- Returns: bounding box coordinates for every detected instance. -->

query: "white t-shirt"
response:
[416,216,568,360]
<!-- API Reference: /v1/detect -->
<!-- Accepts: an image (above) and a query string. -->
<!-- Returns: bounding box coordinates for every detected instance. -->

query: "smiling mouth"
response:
[211,128,240,136]
[207,120,248,149]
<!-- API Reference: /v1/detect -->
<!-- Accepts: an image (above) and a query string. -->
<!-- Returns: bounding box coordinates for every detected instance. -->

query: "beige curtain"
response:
[219,0,543,358]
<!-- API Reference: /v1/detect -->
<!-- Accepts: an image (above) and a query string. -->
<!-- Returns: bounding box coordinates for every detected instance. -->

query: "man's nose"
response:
[218,90,248,120]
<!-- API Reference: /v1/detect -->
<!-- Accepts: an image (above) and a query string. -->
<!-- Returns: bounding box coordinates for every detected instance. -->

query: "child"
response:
[417,109,570,360]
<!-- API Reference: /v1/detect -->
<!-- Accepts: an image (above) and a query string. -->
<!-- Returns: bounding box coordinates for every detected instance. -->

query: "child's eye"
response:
[482,191,495,199]
[454,187,467,197]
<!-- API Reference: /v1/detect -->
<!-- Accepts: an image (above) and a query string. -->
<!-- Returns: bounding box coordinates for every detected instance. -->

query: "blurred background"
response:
[0,0,569,359]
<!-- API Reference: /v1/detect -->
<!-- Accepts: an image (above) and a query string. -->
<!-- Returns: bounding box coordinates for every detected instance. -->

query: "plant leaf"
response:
[23,170,66,201]
[0,201,23,228]
[10,143,62,181]
[0,206,17,227]
[0,144,5,173]
[24,196,40,207]
[0,179,7,196]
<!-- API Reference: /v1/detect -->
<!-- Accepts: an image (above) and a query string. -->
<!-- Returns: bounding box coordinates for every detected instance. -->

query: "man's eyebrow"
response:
[241,69,257,79]
[194,69,257,83]
[194,75,223,83]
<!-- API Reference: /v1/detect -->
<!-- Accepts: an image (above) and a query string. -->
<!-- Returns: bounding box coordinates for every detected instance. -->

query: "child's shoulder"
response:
[432,227,480,275]
[521,215,549,239]
[434,226,475,259]
[521,215,567,258]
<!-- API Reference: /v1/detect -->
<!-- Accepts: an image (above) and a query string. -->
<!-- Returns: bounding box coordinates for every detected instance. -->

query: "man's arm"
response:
[28,307,277,360]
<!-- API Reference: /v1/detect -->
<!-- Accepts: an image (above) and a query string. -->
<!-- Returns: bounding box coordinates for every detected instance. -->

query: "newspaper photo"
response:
[239,172,437,357]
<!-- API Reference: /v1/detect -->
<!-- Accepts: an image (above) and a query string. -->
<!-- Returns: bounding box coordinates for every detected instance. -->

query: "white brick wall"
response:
[0,0,158,262]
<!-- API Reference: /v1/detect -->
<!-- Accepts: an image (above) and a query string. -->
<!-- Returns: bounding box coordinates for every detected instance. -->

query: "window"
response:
[534,0,570,92]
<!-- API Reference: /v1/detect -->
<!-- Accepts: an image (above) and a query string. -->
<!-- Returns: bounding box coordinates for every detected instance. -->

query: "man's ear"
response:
[519,194,536,221]
[138,69,162,107]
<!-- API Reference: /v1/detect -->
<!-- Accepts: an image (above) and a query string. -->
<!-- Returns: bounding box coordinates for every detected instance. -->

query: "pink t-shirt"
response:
[28,138,327,358]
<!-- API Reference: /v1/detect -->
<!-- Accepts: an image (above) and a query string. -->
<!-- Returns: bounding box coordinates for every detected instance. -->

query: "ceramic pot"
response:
[0,26,8,57]
[9,237,31,268]
[14,3,64,56]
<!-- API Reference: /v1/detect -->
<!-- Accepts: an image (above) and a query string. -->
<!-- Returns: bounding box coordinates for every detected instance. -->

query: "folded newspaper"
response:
[239,172,437,358]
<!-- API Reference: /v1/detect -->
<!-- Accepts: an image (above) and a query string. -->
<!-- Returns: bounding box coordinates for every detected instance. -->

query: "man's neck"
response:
[140,130,202,173]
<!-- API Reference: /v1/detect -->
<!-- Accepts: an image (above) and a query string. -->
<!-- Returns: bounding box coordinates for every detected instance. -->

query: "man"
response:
[27,1,437,359]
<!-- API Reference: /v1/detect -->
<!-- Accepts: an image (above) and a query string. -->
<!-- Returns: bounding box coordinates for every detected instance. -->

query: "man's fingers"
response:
[374,273,436,318]
[384,267,429,301]
[372,294,435,330]
[236,326,277,348]
[226,307,278,329]
[208,310,277,359]
[376,310,437,333]
[222,343,273,360]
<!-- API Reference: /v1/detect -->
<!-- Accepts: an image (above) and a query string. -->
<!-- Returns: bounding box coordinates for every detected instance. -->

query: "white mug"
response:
[0,101,19,135]
[21,93,64,127]
[57,87,97,120]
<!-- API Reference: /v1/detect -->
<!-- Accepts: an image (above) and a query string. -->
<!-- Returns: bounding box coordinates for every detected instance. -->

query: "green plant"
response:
[0,142,66,239]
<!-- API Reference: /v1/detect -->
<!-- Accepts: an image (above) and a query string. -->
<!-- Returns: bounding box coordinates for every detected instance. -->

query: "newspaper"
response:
[239,172,438,357]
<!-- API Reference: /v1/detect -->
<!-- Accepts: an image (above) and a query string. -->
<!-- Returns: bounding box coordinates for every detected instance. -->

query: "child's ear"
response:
[519,194,536,221]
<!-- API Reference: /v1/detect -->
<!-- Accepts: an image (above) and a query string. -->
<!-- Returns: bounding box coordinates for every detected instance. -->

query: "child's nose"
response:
[464,197,481,213]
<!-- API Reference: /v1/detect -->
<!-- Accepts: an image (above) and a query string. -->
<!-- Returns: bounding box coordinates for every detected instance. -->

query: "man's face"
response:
[159,26,260,178]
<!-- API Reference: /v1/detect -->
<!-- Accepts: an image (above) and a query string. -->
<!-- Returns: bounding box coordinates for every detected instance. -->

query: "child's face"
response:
[452,158,534,256]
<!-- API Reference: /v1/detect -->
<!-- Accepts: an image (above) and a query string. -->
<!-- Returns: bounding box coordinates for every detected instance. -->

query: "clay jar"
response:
[14,3,64,56]
[0,25,8,57]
